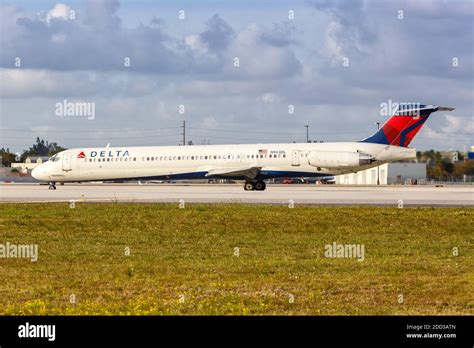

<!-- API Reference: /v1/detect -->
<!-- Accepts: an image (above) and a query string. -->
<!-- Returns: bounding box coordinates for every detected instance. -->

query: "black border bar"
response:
[0,315,472,346]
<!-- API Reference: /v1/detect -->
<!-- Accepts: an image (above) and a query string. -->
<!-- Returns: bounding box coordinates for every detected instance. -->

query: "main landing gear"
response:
[48,182,56,190]
[243,180,266,191]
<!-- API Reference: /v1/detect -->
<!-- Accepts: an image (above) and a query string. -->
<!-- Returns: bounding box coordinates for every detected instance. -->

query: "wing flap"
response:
[205,166,261,179]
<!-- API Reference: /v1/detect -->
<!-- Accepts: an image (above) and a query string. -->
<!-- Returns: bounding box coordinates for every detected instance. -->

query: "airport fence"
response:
[418,180,474,186]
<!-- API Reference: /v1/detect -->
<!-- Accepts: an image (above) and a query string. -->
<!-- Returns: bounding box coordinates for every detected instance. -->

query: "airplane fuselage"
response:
[31,103,452,190]
[32,142,416,186]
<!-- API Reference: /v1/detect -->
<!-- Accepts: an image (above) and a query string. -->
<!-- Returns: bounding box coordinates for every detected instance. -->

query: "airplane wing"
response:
[205,166,262,179]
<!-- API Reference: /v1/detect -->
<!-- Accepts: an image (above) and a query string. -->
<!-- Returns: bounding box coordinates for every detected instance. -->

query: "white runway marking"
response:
[0,183,473,206]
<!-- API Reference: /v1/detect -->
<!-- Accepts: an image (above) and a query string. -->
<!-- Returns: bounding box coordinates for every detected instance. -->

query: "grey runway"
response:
[0,183,473,206]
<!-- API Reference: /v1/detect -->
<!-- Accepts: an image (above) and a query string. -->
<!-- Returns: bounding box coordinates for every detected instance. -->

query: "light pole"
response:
[304,125,309,143]
[182,120,186,146]
[376,122,380,185]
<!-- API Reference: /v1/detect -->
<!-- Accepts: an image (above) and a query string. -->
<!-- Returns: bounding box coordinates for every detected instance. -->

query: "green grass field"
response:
[0,203,472,315]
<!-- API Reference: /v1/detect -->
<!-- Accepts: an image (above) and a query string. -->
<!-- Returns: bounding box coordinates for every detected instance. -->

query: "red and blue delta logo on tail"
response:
[361,103,454,147]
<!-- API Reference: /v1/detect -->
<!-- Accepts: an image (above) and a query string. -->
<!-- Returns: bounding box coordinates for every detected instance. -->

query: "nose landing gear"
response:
[48,182,56,190]
[243,180,266,191]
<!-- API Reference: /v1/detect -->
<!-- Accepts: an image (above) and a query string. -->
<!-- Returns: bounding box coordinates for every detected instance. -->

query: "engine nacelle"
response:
[308,151,373,169]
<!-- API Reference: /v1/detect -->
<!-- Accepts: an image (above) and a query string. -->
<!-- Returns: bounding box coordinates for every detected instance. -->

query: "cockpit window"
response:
[48,154,61,162]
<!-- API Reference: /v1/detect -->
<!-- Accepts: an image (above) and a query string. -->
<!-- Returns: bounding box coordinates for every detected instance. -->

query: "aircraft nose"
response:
[31,166,46,181]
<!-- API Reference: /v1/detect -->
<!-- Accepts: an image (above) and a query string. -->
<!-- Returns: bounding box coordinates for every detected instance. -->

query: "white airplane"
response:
[32,104,454,190]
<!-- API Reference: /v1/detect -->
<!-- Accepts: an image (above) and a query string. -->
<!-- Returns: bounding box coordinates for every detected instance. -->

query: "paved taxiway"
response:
[0,183,473,206]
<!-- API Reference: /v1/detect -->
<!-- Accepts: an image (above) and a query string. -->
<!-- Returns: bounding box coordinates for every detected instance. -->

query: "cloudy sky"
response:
[0,0,472,153]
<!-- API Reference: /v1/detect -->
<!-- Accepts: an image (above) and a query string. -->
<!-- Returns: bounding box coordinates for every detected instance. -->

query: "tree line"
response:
[1,138,67,167]
[416,150,473,180]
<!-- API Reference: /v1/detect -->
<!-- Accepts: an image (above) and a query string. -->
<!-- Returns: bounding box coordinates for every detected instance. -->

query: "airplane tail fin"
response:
[361,104,454,147]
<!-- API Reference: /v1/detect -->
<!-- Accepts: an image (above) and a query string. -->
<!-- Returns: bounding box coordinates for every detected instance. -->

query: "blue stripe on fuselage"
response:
[258,170,329,179]
[95,170,330,182]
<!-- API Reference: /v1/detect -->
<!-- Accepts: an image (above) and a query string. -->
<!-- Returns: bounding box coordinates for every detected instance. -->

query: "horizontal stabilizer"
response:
[436,106,455,111]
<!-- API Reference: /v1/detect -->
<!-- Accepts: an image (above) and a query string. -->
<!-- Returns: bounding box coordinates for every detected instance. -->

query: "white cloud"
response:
[222,23,301,79]
[184,35,207,55]
[201,116,219,129]
[322,21,344,61]
[41,3,72,23]
[441,114,474,134]
[421,114,473,144]
[260,93,277,104]
[0,69,159,98]
[176,79,275,98]
[0,1,472,152]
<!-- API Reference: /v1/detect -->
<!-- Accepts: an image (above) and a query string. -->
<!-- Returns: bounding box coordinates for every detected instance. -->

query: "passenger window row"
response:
[141,153,286,161]
[88,158,137,162]
[84,153,288,163]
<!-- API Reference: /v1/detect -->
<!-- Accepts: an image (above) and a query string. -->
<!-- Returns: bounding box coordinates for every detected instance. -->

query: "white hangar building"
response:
[335,162,427,185]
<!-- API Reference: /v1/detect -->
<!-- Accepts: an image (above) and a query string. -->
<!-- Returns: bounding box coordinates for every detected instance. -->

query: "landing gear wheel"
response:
[48,182,56,190]
[244,182,255,191]
[254,181,266,191]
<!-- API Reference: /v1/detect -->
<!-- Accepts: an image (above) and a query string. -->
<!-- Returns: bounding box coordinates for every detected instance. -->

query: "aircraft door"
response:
[62,152,72,171]
[291,150,300,166]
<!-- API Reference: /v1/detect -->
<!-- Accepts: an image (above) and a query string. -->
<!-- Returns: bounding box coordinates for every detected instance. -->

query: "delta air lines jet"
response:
[32,104,453,190]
